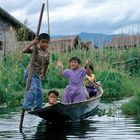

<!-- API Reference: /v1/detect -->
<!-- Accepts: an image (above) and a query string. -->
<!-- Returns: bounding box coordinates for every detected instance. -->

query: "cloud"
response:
[0,0,140,35]
[0,0,32,11]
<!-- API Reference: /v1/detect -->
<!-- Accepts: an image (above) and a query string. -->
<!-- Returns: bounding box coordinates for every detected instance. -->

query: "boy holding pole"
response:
[22,33,50,111]
[19,3,49,130]
[19,33,50,130]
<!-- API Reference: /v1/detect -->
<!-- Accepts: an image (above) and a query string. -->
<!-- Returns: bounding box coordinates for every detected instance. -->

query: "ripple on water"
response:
[84,115,140,140]
[0,106,140,140]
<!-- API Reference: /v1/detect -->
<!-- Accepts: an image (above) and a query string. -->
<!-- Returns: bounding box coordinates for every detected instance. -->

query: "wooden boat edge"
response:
[29,92,103,115]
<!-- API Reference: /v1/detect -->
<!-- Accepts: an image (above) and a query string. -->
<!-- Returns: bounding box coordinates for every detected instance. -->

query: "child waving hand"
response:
[57,56,90,104]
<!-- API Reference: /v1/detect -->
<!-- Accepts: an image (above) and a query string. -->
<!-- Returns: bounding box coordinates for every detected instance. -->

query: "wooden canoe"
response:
[29,86,103,123]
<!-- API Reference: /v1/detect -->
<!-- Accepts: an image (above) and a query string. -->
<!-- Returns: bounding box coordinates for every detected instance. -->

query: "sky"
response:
[0,0,140,36]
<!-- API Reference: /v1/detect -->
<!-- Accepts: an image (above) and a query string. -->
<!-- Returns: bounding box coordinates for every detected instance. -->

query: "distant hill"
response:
[79,32,119,48]
[51,32,126,48]
[51,35,71,39]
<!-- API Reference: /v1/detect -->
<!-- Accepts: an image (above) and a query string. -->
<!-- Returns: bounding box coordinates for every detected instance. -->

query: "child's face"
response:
[48,93,58,105]
[39,39,50,51]
[69,60,80,70]
[87,68,93,75]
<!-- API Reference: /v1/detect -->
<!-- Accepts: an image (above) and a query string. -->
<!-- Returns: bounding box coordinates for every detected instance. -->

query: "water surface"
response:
[0,104,140,140]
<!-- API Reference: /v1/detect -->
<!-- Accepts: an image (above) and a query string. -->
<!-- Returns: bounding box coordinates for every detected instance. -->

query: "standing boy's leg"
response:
[34,76,43,109]
[22,70,37,110]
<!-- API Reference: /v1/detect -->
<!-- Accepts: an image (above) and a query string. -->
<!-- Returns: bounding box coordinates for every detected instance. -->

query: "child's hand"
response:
[86,58,90,65]
[57,61,62,68]
[31,37,39,45]
[40,74,45,80]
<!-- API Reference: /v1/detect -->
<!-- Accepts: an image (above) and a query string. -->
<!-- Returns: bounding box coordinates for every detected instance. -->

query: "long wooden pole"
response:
[19,3,45,131]
[47,0,50,35]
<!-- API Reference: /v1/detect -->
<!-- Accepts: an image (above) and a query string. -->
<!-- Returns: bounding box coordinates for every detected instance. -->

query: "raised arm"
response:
[57,61,63,76]
[85,58,90,65]
[85,58,91,72]
[22,38,39,53]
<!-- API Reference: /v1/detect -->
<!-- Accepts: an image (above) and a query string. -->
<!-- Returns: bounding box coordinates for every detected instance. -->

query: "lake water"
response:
[0,102,140,140]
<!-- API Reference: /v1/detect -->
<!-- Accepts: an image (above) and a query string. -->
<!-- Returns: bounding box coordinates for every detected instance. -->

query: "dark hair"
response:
[85,64,93,71]
[48,90,59,97]
[38,33,50,41]
[69,56,81,64]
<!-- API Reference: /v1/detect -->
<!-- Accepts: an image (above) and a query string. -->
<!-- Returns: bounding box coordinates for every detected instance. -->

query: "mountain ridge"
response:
[52,32,128,48]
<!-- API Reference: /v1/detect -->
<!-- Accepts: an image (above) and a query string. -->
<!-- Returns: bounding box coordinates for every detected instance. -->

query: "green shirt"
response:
[28,45,50,74]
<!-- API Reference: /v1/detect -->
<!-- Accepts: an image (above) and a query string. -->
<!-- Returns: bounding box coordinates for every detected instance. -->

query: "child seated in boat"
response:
[84,64,98,97]
[45,90,60,107]
[57,56,90,104]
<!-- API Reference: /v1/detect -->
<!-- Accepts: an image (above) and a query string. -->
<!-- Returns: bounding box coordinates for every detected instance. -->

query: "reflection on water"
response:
[0,106,140,140]
[30,120,96,140]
